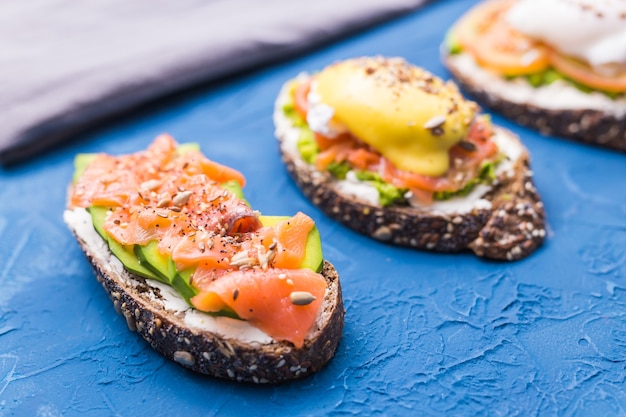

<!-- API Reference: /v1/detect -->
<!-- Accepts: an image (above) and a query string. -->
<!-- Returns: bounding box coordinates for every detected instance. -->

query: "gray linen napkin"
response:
[0,0,427,164]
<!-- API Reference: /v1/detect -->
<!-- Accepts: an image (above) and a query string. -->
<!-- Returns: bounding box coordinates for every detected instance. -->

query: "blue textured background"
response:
[2,0,626,415]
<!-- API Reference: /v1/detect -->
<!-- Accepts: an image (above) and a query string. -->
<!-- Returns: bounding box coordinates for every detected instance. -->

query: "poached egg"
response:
[304,57,479,177]
[506,0,626,71]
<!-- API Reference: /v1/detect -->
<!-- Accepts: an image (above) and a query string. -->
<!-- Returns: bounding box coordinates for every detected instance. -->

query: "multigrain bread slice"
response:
[64,208,344,384]
[274,81,546,261]
[443,52,626,151]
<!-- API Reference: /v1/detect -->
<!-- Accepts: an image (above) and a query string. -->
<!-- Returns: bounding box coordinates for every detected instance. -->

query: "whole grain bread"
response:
[64,208,344,384]
[274,85,546,261]
[443,52,626,151]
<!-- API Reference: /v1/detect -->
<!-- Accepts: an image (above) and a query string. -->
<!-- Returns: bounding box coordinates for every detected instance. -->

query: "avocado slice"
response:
[444,29,463,55]
[133,242,199,303]
[108,239,164,282]
[87,205,109,240]
[89,206,164,282]
[135,246,234,316]
[132,240,202,306]
[134,241,177,283]
[257,215,324,273]
[73,153,98,183]
[303,227,324,273]
[221,179,245,200]
[175,142,200,155]
[172,269,198,302]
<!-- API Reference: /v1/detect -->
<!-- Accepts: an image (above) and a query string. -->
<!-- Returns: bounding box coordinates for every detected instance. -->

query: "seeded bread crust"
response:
[65,213,344,384]
[443,52,626,151]
[277,128,546,261]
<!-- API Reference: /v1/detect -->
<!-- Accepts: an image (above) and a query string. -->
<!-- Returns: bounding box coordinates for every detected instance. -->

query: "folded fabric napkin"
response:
[0,0,427,164]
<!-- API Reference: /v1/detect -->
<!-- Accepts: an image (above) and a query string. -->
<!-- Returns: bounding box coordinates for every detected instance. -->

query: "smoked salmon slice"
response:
[70,134,328,347]
[191,268,327,348]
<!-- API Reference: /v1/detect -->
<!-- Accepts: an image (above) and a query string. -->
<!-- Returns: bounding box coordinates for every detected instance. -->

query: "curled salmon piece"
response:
[191,267,327,348]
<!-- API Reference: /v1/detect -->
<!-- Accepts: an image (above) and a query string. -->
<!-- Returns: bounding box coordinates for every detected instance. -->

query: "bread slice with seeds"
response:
[64,208,344,384]
[273,67,546,261]
[440,0,626,152]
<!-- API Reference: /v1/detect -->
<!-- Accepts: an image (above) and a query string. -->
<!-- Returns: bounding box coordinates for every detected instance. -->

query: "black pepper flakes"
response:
[458,140,477,152]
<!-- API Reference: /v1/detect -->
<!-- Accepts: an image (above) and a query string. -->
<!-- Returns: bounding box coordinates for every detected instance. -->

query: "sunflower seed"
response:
[423,115,446,130]
[140,179,161,191]
[290,291,317,306]
[230,251,258,268]
[173,191,193,207]
[157,197,171,208]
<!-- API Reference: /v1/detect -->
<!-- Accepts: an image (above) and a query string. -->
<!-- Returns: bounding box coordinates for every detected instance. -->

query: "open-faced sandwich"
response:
[64,134,344,383]
[274,56,546,261]
[443,0,626,150]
